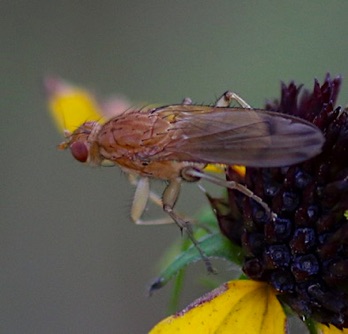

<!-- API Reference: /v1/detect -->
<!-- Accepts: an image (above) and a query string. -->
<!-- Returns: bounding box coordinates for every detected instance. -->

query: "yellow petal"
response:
[317,324,348,334]
[150,280,286,334]
[45,77,103,133]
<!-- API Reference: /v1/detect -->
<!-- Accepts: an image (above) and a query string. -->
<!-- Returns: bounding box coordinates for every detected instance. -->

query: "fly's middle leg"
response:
[162,178,216,274]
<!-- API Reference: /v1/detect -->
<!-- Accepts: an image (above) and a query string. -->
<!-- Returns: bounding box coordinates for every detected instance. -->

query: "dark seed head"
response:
[217,75,348,328]
[270,270,295,293]
[291,254,319,281]
[294,170,313,189]
[282,191,300,212]
[264,245,291,269]
[264,217,292,243]
[290,228,316,255]
[242,258,265,280]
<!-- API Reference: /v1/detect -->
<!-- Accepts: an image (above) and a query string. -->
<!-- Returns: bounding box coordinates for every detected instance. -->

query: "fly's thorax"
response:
[96,111,174,163]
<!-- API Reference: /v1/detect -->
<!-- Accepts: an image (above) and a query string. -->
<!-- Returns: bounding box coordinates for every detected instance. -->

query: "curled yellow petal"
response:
[45,77,103,133]
[204,164,246,176]
[150,280,286,334]
[231,165,246,177]
[204,163,226,174]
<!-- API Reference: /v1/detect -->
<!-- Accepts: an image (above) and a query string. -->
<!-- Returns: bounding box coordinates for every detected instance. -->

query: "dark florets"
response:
[215,74,348,328]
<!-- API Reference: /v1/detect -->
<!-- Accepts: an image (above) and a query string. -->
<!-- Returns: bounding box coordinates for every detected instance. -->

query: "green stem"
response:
[304,318,318,334]
[167,269,185,314]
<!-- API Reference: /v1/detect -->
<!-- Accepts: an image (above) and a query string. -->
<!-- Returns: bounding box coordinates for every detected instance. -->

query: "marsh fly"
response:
[56,89,325,272]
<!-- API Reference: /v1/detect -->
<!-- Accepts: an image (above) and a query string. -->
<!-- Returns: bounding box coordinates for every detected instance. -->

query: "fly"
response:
[57,90,325,272]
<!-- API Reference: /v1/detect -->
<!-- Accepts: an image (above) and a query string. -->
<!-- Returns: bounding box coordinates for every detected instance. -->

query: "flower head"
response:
[220,74,348,329]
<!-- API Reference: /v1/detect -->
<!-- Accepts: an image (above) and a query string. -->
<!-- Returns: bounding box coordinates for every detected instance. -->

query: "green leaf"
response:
[150,233,242,293]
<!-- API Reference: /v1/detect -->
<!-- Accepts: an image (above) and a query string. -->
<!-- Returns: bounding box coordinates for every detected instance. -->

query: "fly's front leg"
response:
[215,91,252,108]
[131,176,150,223]
[129,175,195,225]
[130,176,173,225]
[162,178,215,273]
[129,174,163,210]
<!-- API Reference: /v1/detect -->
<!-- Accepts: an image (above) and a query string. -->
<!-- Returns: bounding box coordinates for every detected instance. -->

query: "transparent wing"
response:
[151,105,324,167]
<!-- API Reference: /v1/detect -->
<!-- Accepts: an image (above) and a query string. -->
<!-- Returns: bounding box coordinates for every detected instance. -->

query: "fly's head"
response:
[58,121,105,166]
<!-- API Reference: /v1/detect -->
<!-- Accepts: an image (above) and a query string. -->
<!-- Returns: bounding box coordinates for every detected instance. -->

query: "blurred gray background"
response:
[1,1,348,333]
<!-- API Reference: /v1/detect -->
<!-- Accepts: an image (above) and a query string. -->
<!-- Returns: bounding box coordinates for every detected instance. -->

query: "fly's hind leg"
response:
[162,178,216,273]
[182,167,277,220]
[182,90,250,108]
[215,91,252,108]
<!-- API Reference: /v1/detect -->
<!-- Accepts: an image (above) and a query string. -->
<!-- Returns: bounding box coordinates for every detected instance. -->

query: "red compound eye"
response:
[70,142,88,162]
